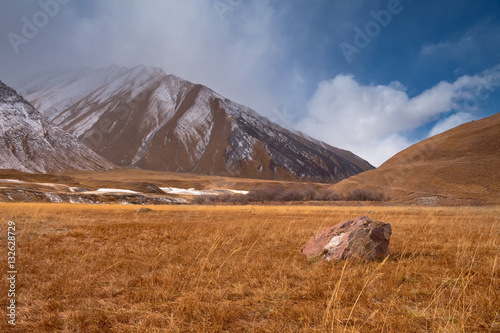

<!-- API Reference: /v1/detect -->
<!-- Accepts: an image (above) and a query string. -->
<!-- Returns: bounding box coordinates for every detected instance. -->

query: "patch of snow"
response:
[174,93,214,160]
[0,179,26,183]
[82,188,140,195]
[45,192,63,203]
[160,187,248,196]
[160,187,209,196]
[228,189,249,195]
[96,188,140,194]
[35,182,63,188]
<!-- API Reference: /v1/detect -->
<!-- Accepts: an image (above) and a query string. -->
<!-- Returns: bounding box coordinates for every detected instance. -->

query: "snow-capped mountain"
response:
[17,65,373,182]
[0,80,114,172]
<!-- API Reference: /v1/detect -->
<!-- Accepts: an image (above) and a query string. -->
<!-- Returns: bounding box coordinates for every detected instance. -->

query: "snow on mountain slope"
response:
[0,81,114,173]
[17,65,373,182]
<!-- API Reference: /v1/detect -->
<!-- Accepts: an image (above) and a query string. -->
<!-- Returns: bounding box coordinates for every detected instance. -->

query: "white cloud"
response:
[296,65,500,166]
[356,134,415,168]
[420,38,473,56]
[427,112,475,137]
[421,42,450,56]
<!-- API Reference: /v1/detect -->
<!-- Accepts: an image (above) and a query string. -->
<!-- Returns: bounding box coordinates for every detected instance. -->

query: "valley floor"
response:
[0,204,499,332]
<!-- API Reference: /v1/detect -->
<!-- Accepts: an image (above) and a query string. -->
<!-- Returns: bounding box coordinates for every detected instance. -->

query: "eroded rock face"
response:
[302,216,392,261]
[0,80,114,173]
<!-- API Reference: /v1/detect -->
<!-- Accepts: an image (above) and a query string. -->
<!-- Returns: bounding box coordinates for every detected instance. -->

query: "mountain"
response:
[0,80,114,173]
[17,65,373,182]
[332,112,500,204]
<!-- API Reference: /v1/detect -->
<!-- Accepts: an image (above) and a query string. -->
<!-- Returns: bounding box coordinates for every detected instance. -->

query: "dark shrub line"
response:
[192,185,388,204]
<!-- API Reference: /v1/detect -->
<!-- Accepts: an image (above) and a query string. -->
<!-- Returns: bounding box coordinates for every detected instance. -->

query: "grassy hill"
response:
[333,112,500,205]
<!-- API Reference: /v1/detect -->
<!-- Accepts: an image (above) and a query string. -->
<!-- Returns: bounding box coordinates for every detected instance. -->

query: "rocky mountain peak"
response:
[15,66,374,182]
[0,80,114,173]
[0,80,31,105]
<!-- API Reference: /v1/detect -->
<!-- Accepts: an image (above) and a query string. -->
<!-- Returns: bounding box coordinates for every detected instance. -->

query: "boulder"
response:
[302,216,391,261]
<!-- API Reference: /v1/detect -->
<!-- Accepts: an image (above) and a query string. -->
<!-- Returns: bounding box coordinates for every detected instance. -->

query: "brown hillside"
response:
[333,112,500,204]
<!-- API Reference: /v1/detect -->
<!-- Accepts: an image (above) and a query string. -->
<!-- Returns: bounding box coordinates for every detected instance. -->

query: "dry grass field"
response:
[0,203,499,332]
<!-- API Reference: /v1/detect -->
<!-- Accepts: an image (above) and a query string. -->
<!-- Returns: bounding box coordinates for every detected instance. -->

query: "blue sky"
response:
[1,0,499,165]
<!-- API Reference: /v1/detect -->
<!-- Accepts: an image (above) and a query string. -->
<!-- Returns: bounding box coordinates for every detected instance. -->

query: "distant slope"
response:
[332,112,500,203]
[0,81,114,173]
[17,65,373,182]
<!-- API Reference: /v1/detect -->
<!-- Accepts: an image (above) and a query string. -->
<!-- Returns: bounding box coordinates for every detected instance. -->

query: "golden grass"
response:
[0,204,499,332]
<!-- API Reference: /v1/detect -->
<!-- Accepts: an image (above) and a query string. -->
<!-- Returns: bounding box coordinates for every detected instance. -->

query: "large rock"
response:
[302,216,392,261]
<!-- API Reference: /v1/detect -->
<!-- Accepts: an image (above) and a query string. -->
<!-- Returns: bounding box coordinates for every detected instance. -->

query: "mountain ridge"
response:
[0,80,115,173]
[17,65,374,182]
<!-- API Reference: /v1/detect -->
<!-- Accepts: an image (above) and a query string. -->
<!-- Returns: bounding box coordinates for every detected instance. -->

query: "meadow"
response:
[0,203,498,332]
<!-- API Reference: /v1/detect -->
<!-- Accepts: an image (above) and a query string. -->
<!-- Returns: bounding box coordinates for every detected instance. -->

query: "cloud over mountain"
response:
[297,65,500,166]
[17,65,374,182]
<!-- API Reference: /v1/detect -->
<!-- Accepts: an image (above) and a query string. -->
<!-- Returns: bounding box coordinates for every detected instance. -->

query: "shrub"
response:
[302,185,318,201]
[247,184,285,202]
[282,189,304,202]
[347,188,386,202]
[228,194,248,205]
[192,196,210,205]
[314,190,344,201]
